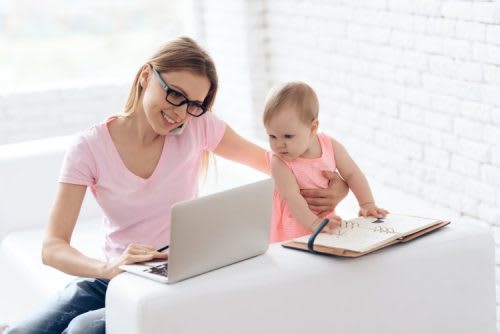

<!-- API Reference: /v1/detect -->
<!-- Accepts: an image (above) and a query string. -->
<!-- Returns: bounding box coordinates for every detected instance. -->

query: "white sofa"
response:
[0,136,497,333]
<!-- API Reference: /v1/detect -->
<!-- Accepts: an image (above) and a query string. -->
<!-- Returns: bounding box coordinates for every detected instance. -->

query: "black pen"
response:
[157,245,169,252]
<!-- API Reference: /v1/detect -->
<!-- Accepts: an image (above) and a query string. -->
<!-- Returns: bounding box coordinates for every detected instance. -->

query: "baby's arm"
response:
[271,156,340,232]
[331,138,388,217]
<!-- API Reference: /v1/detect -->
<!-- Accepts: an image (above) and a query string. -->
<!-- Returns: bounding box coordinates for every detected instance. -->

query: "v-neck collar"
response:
[104,117,168,182]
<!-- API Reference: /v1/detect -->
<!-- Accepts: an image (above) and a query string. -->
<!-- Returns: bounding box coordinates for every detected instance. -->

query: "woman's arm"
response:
[213,126,269,174]
[42,183,166,279]
[42,183,110,278]
[214,125,349,214]
[299,171,349,217]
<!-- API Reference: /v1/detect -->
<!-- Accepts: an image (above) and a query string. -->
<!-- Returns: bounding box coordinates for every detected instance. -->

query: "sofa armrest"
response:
[0,136,101,240]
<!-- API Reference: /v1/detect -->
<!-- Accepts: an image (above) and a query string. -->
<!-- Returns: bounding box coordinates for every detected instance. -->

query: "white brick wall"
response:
[197,0,500,327]
[198,0,269,138]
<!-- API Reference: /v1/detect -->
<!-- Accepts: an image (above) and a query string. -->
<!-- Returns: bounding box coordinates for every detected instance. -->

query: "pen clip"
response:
[157,245,169,252]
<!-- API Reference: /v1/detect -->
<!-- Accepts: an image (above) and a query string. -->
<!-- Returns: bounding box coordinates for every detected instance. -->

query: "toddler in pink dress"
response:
[263,82,388,243]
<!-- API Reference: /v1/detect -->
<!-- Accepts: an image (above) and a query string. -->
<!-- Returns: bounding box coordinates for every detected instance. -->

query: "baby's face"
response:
[265,108,315,160]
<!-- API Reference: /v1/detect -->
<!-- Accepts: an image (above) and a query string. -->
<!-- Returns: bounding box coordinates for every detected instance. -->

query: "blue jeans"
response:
[5,278,109,334]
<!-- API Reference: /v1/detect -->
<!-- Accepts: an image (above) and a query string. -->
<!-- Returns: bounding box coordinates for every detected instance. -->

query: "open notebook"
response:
[282,214,450,257]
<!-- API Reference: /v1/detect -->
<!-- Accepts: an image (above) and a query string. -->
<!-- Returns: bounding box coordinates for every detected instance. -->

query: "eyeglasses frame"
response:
[149,64,208,117]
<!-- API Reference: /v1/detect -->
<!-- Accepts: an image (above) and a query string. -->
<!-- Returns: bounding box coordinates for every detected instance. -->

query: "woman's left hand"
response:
[300,171,349,218]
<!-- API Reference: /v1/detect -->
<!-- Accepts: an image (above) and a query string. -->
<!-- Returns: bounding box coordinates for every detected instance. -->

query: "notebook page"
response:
[293,228,398,253]
[349,214,439,236]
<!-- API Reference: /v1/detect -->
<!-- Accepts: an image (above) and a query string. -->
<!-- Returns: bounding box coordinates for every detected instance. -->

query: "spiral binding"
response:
[341,220,359,229]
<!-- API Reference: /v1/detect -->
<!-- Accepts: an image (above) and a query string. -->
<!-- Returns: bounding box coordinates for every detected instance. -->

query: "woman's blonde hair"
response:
[262,81,319,125]
[124,36,218,116]
[123,37,219,178]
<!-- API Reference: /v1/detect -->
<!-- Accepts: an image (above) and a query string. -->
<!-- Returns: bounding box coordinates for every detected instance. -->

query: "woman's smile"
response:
[161,110,178,124]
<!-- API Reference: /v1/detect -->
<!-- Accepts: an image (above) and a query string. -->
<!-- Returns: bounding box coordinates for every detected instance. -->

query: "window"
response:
[0,0,190,93]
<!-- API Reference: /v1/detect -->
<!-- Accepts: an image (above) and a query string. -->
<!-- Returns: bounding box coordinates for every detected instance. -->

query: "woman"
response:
[3,37,347,334]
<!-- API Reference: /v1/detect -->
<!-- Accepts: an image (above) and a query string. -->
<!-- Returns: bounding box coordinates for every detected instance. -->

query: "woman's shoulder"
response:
[79,117,112,141]
[182,112,226,150]
[187,111,224,129]
[68,118,110,154]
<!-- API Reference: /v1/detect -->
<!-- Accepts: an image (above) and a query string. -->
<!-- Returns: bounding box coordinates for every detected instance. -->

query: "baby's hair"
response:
[262,81,319,125]
[124,36,218,116]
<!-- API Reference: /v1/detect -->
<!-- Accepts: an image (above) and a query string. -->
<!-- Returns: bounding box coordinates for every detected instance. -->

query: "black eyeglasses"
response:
[150,65,208,117]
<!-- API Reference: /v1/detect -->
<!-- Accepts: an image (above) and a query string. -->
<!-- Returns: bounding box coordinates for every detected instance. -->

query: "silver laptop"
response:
[120,178,273,284]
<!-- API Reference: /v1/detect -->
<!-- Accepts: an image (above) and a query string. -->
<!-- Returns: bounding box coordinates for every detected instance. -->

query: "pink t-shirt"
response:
[59,113,226,260]
[270,133,336,243]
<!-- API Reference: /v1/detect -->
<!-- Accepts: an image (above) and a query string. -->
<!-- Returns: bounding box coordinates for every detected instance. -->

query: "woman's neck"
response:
[117,107,162,148]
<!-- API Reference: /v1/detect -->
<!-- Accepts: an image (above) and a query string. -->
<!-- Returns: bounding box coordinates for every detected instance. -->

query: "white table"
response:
[106,222,496,334]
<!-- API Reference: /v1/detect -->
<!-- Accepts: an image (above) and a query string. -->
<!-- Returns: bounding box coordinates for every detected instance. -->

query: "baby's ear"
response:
[311,118,319,133]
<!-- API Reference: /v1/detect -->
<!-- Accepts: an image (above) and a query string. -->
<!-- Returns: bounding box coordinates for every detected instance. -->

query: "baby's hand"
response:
[310,215,342,234]
[359,203,389,218]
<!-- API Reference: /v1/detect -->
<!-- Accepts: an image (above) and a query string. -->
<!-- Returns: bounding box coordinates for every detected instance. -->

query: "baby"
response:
[263,82,388,243]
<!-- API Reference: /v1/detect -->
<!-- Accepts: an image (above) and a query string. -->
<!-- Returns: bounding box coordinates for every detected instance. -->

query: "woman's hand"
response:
[359,202,389,218]
[300,171,349,217]
[101,243,168,279]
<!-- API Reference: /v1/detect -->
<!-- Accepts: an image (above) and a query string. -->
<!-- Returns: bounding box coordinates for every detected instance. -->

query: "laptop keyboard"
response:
[144,263,168,277]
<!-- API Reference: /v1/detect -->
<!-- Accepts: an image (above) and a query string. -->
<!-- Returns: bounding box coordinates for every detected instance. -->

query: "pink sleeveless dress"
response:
[269,133,336,243]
